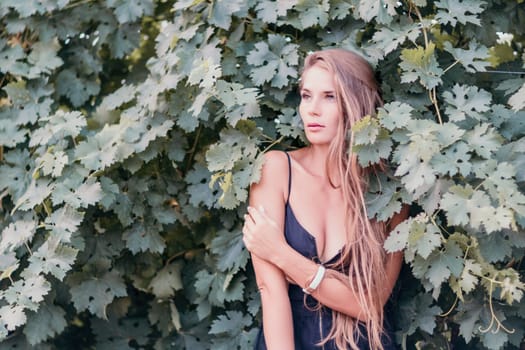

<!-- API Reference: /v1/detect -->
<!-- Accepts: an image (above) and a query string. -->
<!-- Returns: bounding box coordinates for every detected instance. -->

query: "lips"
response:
[307,123,324,128]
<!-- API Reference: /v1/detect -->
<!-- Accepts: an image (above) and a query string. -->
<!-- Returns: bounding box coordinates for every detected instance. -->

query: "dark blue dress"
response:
[254,152,397,350]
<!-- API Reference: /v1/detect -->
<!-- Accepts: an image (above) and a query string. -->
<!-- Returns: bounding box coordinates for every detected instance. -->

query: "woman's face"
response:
[299,65,341,146]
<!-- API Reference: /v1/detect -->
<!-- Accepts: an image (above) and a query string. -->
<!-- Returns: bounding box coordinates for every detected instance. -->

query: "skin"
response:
[243,64,407,350]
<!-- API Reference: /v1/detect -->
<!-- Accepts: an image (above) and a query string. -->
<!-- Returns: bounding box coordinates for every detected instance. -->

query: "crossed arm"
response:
[243,152,408,349]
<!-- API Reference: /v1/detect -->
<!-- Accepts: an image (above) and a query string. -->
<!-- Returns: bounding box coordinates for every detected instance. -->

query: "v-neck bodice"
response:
[284,203,343,266]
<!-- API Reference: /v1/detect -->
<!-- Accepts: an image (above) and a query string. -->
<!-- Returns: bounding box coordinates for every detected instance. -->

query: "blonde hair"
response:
[300,49,388,349]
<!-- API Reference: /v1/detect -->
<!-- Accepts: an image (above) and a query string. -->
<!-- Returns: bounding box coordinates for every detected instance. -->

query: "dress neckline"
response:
[286,202,344,265]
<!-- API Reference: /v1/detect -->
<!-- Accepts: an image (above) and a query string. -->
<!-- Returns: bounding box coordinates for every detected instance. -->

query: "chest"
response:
[287,185,348,263]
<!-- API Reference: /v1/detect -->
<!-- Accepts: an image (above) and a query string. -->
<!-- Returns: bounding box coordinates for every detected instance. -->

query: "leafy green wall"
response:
[0,0,524,349]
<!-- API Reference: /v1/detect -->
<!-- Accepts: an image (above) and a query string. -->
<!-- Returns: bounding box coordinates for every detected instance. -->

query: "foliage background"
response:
[0,0,524,349]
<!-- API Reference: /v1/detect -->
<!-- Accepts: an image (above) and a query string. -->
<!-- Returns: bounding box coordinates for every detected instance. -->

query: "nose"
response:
[308,97,321,117]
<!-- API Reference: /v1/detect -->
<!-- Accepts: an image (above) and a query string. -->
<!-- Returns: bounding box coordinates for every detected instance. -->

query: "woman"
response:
[242,49,408,350]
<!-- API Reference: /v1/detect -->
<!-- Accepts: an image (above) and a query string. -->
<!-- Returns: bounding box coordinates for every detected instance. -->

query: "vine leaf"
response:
[209,310,252,335]
[30,110,86,147]
[399,43,443,89]
[69,271,127,319]
[255,0,296,23]
[149,263,183,299]
[123,222,166,254]
[24,241,78,281]
[509,82,525,111]
[442,84,492,122]
[0,218,37,253]
[246,34,299,88]
[435,0,487,26]
[442,41,490,73]
[355,0,398,24]
[210,228,249,274]
[23,304,67,345]
[107,0,154,23]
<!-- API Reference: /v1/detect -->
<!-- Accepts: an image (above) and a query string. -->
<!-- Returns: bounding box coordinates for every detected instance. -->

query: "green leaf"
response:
[0,218,37,253]
[398,293,442,335]
[443,41,490,73]
[435,0,486,26]
[27,39,64,74]
[442,84,492,122]
[91,316,151,350]
[55,69,100,107]
[246,34,299,88]
[52,177,103,209]
[210,228,249,274]
[23,304,67,345]
[69,271,127,319]
[458,259,482,295]
[30,110,86,147]
[209,310,252,335]
[384,216,412,253]
[44,205,84,242]
[208,0,246,30]
[464,123,502,159]
[149,263,183,299]
[107,0,154,23]
[24,241,78,281]
[377,101,414,131]
[370,20,420,57]
[354,0,399,24]
[123,222,166,254]
[293,0,330,29]
[509,82,525,111]
[255,0,296,23]
[3,276,51,311]
[186,163,220,208]
[37,150,68,177]
[215,80,261,126]
[399,43,443,89]
[366,173,408,222]
[408,219,442,259]
[430,141,471,176]
[0,304,26,333]
[99,84,137,111]
[13,179,54,212]
[454,298,483,343]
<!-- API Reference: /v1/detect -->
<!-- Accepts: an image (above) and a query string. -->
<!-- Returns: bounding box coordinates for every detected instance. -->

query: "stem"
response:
[430,88,443,125]
[443,59,460,74]
[185,125,203,171]
[24,241,33,256]
[410,1,443,125]
[261,135,285,153]
[478,277,516,334]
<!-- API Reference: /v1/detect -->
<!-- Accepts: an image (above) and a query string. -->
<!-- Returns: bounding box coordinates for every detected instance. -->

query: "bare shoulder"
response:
[249,150,289,210]
[251,150,289,194]
[259,150,289,178]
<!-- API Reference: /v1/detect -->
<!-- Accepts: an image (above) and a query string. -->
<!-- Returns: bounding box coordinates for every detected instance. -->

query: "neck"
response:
[305,144,341,186]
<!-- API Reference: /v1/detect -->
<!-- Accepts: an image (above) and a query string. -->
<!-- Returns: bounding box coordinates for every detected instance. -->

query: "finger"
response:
[247,206,264,223]
[254,205,279,229]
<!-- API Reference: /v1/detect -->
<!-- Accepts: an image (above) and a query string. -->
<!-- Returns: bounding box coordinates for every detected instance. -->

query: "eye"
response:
[326,93,336,101]
[301,92,311,100]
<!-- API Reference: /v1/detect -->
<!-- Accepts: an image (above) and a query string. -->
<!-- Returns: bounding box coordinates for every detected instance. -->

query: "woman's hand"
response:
[242,206,287,263]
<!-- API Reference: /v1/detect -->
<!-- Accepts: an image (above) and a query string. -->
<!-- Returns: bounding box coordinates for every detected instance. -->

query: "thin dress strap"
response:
[284,152,292,204]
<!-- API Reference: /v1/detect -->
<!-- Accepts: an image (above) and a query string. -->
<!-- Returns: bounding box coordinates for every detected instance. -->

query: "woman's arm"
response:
[244,151,294,350]
[244,204,410,322]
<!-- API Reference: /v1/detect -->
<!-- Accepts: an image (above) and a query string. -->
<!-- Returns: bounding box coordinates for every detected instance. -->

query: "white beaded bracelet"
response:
[302,265,326,295]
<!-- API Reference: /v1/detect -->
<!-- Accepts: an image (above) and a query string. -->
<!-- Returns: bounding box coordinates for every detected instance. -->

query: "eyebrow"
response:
[300,88,335,94]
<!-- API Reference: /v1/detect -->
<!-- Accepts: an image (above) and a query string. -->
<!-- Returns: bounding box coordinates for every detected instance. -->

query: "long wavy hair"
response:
[300,49,388,350]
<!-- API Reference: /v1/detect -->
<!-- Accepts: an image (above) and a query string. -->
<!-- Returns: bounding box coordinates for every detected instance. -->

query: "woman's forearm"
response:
[259,285,295,349]
[251,254,295,350]
[267,243,401,321]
